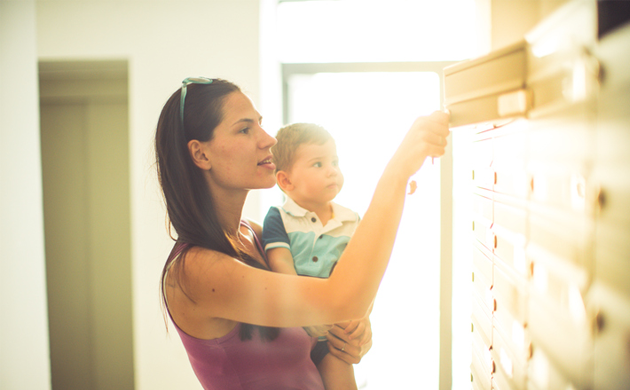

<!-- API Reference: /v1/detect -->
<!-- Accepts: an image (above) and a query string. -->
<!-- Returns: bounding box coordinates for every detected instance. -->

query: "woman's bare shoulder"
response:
[184,245,238,273]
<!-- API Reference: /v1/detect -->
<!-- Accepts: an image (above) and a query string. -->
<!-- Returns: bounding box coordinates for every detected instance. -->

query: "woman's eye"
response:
[239,127,250,134]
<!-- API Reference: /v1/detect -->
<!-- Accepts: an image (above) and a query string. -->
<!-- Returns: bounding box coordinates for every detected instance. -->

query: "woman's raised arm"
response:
[169,111,450,329]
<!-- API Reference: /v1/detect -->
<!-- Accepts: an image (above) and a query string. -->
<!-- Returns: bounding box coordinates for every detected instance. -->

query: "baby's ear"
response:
[276,170,294,192]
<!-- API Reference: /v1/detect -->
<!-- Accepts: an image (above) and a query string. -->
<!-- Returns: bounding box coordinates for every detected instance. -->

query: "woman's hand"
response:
[388,111,450,180]
[325,317,373,364]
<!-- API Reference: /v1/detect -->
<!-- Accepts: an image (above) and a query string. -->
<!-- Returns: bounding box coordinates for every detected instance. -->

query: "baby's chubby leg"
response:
[317,352,358,390]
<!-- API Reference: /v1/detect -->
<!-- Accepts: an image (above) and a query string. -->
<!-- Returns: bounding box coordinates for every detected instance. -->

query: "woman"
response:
[156,77,449,389]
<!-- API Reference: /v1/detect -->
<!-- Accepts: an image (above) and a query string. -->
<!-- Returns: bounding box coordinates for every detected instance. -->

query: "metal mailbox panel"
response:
[472,314,493,372]
[592,84,630,297]
[587,282,630,390]
[471,134,493,168]
[493,258,528,326]
[527,204,591,269]
[472,292,493,350]
[527,342,578,390]
[492,124,529,199]
[473,191,494,252]
[594,219,630,298]
[491,325,527,390]
[493,194,528,277]
[471,346,492,390]
[473,242,494,315]
[527,257,593,389]
[444,41,528,127]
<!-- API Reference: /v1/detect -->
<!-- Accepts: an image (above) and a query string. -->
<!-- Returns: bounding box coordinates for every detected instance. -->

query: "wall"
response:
[35,1,262,389]
[0,1,52,389]
[482,0,570,51]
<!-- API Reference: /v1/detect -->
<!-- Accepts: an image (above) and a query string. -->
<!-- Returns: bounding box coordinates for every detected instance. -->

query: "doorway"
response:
[39,60,134,390]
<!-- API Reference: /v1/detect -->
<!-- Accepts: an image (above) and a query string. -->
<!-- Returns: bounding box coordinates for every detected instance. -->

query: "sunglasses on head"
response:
[180,77,214,127]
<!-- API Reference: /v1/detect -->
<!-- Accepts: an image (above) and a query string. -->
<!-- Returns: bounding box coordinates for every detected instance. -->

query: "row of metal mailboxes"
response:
[462,4,630,390]
[467,102,630,294]
[469,111,629,389]
[469,110,596,215]
[471,239,630,389]
[470,218,630,390]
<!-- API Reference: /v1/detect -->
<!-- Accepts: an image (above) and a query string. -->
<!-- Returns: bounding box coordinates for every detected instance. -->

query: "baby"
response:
[262,123,367,390]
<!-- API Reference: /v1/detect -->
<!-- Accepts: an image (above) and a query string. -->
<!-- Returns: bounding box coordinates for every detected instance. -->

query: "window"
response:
[285,70,441,389]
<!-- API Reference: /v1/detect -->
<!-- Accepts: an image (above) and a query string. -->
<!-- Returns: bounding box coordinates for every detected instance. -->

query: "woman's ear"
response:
[276,170,294,192]
[188,139,212,170]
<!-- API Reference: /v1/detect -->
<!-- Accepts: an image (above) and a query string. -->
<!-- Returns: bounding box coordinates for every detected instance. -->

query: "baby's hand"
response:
[408,180,418,195]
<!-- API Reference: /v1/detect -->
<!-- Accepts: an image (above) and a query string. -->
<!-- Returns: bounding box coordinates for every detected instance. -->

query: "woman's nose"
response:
[259,128,277,149]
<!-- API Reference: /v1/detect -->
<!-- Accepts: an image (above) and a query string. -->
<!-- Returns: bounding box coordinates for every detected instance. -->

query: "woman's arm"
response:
[171,112,449,328]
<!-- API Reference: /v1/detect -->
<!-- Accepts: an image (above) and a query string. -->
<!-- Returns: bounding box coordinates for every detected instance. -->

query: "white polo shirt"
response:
[262,197,361,278]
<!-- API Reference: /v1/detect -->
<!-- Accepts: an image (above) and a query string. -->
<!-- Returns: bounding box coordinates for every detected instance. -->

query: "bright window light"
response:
[281,71,440,389]
[277,0,477,63]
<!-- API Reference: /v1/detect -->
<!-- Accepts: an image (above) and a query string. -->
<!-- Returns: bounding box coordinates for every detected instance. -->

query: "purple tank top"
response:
[165,221,325,390]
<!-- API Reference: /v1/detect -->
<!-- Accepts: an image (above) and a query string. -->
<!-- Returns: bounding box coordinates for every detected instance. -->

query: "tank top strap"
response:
[240,219,270,269]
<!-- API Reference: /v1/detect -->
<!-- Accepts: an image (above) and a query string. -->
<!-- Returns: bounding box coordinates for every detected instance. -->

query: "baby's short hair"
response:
[272,123,333,173]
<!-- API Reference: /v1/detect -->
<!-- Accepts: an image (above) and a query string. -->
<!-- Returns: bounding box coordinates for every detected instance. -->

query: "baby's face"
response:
[285,140,344,206]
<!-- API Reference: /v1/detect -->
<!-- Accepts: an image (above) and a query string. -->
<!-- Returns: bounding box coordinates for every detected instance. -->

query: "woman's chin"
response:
[253,177,278,190]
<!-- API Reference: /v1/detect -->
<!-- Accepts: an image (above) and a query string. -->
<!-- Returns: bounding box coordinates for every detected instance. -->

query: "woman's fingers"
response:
[427,110,450,126]
[326,327,373,364]
[343,317,371,345]
[392,111,451,177]
[357,319,372,345]
[326,340,360,364]
[346,320,365,341]
[418,127,448,155]
[338,319,361,338]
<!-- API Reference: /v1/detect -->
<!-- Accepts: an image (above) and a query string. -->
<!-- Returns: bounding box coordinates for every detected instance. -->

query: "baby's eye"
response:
[313,162,322,168]
[333,160,339,167]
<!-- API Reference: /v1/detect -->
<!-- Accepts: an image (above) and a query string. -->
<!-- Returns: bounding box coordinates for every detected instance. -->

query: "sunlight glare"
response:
[277,0,477,63]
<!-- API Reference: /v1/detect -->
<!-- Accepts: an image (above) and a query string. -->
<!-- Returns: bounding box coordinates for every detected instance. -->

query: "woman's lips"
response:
[258,157,275,170]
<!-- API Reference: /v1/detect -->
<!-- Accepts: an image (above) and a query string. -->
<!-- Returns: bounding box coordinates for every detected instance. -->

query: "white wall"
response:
[0,1,52,389]
[35,1,262,389]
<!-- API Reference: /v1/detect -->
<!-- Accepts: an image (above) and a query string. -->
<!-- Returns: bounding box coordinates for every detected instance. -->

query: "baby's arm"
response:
[317,354,357,390]
[267,247,298,275]
[262,207,298,276]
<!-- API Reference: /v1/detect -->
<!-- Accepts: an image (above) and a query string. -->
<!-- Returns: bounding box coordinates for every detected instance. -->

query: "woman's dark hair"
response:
[156,79,279,341]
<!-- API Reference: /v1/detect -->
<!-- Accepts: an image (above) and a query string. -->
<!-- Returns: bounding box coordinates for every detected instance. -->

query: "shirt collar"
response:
[281,197,309,217]
[282,197,358,222]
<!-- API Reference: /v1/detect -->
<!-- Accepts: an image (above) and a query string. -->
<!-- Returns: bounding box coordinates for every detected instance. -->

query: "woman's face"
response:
[204,91,277,192]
